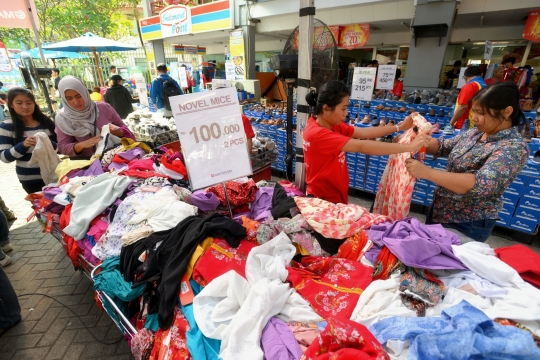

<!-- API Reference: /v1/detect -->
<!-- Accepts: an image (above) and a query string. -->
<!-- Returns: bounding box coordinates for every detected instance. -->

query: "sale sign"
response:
[376,65,397,90]
[170,87,252,190]
[351,67,376,101]
[523,10,540,42]
[0,40,13,72]
[339,24,370,50]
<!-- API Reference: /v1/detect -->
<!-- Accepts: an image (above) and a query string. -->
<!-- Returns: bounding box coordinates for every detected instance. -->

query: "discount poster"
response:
[523,11,540,42]
[229,30,246,80]
[0,40,13,72]
[339,24,370,50]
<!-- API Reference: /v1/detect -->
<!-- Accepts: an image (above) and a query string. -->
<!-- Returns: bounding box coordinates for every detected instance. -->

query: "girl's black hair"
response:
[472,82,524,127]
[7,87,57,142]
[305,80,350,115]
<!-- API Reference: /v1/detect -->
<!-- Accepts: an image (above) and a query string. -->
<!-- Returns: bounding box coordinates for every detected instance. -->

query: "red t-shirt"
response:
[242,114,255,139]
[303,117,354,204]
[484,78,495,85]
[454,80,483,129]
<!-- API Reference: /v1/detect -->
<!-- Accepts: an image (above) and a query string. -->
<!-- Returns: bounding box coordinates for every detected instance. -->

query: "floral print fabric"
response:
[373,113,432,220]
[287,257,373,320]
[149,307,192,360]
[131,328,155,360]
[206,179,257,207]
[294,197,390,240]
[301,317,390,360]
[399,267,447,317]
[432,127,528,223]
[257,214,324,256]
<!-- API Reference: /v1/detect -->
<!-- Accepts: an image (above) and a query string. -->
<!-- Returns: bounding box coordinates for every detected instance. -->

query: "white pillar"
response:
[521,41,532,67]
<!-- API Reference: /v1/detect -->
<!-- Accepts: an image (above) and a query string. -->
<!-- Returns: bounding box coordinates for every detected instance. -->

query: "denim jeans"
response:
[426,205,496,243]
[0,211,9,260]
[0,266,21,330]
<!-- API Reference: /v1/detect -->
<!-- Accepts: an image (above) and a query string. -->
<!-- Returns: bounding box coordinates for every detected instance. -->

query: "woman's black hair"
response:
[472,82,524,127]
[395,68,402,80]
[305,80,350,115]
[7,87,57,143]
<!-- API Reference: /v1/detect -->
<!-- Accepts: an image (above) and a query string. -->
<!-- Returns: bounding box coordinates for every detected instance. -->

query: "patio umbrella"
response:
[10,48,88,60]
[43,32,138,86]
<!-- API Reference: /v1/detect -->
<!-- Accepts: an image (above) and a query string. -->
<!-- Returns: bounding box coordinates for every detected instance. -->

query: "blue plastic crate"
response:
[509,217,538,234]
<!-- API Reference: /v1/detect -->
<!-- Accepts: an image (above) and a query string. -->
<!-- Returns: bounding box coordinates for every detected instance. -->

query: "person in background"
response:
[90,86,103,102]
[392,68,404,98]
[110,65,117,76]
[51,69,62,109]
[406,82,528,242]
[0,197,16,222]
[104,75,138,119]
[0,88,57,193]
[485,66,505,85]
[502,57,517,82]
[180,64,193,94]
[150,63,182,118]
[444,60,462,89]
[445,66,487,134]
[303,80,430,204]
[0,210,15,267]
[242,114,255,153]
[55,76,134,158]
[0,86,5,121]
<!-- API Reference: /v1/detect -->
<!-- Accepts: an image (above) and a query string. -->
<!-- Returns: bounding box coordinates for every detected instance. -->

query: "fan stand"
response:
[284,79,296,180]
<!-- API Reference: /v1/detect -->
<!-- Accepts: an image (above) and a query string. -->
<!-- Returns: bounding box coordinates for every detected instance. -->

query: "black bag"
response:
[158,76,181,111]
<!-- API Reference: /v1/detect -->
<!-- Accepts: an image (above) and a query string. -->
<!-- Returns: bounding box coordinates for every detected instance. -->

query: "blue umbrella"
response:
[43,32,138,85]
[9,48,88,60]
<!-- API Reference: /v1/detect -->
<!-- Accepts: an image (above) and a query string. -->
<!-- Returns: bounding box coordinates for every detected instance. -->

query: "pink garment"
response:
[87,219,108,240]
[286,324,320,353]
[372,113,432,221]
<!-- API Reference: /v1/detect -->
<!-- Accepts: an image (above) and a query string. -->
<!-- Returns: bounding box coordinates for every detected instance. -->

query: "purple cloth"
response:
[366,218,467,270]
[77,238,100,265]
[71,159,104,178]
[118,147,144,161]
[43,186,62,200]
[191,190,220,211]
[249,187,274,221]
[43,202,65,215]
[107,162,129,172]
[261,317,303,360]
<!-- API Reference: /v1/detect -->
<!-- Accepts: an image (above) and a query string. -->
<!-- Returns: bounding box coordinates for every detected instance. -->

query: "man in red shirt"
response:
[501,57,517,82]
[447,67,486,132]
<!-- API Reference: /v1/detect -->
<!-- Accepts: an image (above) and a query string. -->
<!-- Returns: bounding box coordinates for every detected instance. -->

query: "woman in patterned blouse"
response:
[405,82,529,242]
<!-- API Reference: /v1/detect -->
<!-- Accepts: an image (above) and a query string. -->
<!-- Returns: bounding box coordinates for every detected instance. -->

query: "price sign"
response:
[350,67,377,101]
[376,65,397,90]
[178,66,189,88]
[484,40,493,60]
[212,79,232,89]
[225,62,236,81]
[132,74,148,106]
[456,67,467,89]
[169,87,252,190]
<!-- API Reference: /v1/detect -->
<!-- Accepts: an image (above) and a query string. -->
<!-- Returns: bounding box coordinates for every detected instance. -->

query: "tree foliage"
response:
[1,0,141,47]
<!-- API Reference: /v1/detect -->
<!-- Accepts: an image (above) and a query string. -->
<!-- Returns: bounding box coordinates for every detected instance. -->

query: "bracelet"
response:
[395,124,400,133]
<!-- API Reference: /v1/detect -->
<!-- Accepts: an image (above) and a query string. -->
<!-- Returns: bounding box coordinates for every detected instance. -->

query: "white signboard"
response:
[225,62,236,81]
[132,74,148,107]
[170,87,252,190]
[350,67,377,101]
[160,5,192,38]
[456,67,467,89]
[212,79,232,89]
[484,40,493,60]
[178,66,189,88]
[376,65,397,90]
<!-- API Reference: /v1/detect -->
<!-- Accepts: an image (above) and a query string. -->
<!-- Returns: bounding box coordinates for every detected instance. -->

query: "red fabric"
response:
[494,244,540,289]
[392,80,404,97]
[455,81,483,129]
[112,154,130,164]
[127,159,156,172]
[287,257,372,320]
[149,307,192,359]
[372,247,400,281]
[206,179,257,207]
[242,114,255,139]
[303,117,355,204]
[59,204,82,267]
[120,169,169,179]
[302,317,390,360]
[485,78,495,85]
[160,155,188,177]
[193,239,256,287]
[240,216,260,245]
[337,231,370,261]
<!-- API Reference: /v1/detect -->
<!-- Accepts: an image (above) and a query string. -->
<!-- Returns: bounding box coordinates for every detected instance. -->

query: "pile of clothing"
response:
[27,141,540,360]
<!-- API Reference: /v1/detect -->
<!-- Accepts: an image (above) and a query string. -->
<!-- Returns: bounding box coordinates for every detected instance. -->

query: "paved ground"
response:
[0,162,539,360]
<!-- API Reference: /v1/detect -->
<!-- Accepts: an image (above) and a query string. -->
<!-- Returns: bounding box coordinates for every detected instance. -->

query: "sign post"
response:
[350,67,377,101]
[133,74,148,107]
[212,79,232,89]
[376,65,397,90]
[178,66,189,88]
[484,40,493,60]
[456,67,467,89]
[225,62,236,81]
[169,87,252,191]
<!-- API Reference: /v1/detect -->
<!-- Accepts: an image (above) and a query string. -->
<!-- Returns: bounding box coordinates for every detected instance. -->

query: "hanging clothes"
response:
[27,132,61,185]
[372,113,432,220]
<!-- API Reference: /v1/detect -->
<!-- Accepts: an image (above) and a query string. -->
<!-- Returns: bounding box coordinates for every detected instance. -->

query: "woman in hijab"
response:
[55,76,134,158]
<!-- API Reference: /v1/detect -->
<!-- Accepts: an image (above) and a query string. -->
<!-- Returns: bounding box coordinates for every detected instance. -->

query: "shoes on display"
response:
[437,99,446,106]
[375,104,384,111]
[445,101,454,107]
[386,94,393,100]
[393,96,400,101]
[532,150,540,164]
[1,244,13,253]
[387,120,396,126]
[406,96,414,104]
[392,107,399,112]
[429,97,437,105]
[414,97,422,104]
[399,107,407,113]
[438,109,446,117]
[408,107,417,114]
[429,108,436,116]
[443,124,455,135]
[362,115,371,124]
[0,255,12,267]
[380,119,386,126]
[371,116,379,126]
[400,94,407,102]
[384,107,391,111]
[432,123,440,133]
[364,102,371,108]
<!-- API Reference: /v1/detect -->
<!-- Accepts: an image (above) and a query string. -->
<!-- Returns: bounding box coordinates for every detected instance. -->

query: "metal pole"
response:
[521,41,532,67]
[294,0,314,192]
[286,80,294,180]
[25,0,47,67]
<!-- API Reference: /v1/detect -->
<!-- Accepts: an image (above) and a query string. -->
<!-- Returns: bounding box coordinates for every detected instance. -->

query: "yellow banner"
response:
[229,29,245,80]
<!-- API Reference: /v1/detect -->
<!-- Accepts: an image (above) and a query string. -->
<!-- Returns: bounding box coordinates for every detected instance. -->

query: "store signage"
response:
[178,66,189,88]
[484,40,493,60]
[212,79,232,89]
[229,30,246,80]
[225,62,235,80]
[523,11,540,42]
[170,87,252,190]
[376,65,397,90]
[160,5,192,38]
[351,67,377,101]
[456,67,467,89]
[132,74,148,107]
[339,24,370,50]
[0,0,39,30]
[0,40,13,72]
